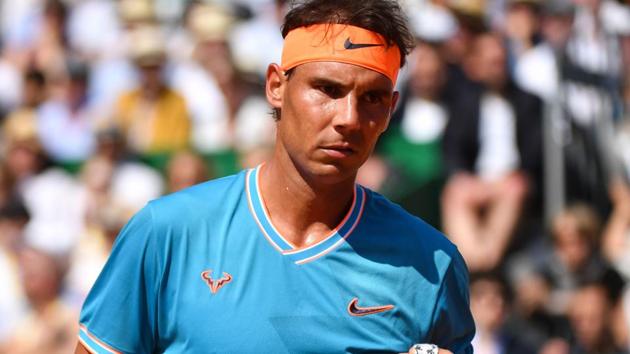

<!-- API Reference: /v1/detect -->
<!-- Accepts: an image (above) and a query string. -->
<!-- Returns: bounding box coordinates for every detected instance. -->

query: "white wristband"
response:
[412,343,439,354]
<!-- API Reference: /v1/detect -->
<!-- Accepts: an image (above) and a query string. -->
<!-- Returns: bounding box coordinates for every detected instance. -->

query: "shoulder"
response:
[147,170,248,226]
[163,87,188,104]
[149,169,247,213]
[116,90,139,105]
[360,188,462,268]
[108,170,249,262]
[507,81,543,109]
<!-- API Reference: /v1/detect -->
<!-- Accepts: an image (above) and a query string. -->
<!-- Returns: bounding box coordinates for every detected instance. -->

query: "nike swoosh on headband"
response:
[344,37,384,50]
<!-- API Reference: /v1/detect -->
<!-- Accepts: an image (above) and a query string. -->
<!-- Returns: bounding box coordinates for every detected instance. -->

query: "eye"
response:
[317,84,340,98]
[363,91,385,105]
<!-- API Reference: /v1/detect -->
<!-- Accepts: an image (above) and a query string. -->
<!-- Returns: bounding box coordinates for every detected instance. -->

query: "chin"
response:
[302,159,360,185]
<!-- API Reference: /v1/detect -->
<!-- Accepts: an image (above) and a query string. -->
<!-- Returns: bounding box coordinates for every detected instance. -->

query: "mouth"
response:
[319,144,356,158]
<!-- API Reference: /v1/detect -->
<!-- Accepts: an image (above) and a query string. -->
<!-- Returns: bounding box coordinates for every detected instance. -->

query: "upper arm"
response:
[78,205,162,353]
[429,251,476,354]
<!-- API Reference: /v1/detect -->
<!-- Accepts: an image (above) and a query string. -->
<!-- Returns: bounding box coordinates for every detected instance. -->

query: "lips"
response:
[320,143,356,158]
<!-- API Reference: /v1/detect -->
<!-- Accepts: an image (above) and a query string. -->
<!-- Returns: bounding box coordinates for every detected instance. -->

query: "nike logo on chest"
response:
[347,297,394,317]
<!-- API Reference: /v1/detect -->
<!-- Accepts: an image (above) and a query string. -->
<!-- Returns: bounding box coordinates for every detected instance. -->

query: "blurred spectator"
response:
[0,0,42,55]
[622,289,630,353]
[441,32,543,271]
[238,142,274,170]
[378,41,450,224]
[0,199,30,255]
[470,272,535,354]
[108,162,164,219]
[565,282,628,354]
[3,115,85,256]
[18,68,47,110]
[82,0,145,117]
[67,0,121,61]
[20,167,84,256]
[116,0,157,31]
[166,150,209,193]
[503,267,572,353]
[2,247,77,354]
[36,59,97,169]
[172,2,272,159]
[603,179,630,279]
[617,83,630,179]
[170,3,236,153]
[558,0,624,215]
[82,127,163,220]
[405,1,458,44]
[0,57,23,118]
[233,93,277,165]
[613,289,630,354]
[3,68,46,126]
[515,0,575,101]
[1,0,67,81]
[503,0,542,70]
[77,156,115,227]
[64,131,162,306]
[0,200,30,346]
[65,199,128,308]
[229,0,286,77]
[442,0,487,91]
[2,68,47,156]
[527,204,624,315]
[356,154,392,193]
[1,113,49,193]
[114,24,191,162]
[30,0,69,79]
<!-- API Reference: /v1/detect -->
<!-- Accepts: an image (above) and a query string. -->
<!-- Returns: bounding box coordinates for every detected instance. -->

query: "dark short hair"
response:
[469,271,513,304]
[554,203,602,246]
[24,69,46,88]
[281,0,415,68]
[0,198,30,222]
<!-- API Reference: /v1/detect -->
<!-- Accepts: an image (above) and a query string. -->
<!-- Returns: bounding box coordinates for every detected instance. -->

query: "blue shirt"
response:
[78,166,475,353]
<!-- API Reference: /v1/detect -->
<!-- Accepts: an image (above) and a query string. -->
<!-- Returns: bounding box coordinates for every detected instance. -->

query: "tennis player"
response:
[75,0,474,353]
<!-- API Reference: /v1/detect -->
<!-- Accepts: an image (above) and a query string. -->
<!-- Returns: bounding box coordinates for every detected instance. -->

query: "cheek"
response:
[302,90,336,127]
[276,112,316,155]
[287,85,321,117]
[365,114,390,140]
[287,91,333,137]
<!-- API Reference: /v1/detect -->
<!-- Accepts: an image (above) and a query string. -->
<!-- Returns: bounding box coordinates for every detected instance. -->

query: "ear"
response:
[381,90,399,133]
[391,90,400,114]
[266,63,286,111]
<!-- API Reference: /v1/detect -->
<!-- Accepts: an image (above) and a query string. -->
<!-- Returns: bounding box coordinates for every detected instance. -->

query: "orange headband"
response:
[281,24,401,85]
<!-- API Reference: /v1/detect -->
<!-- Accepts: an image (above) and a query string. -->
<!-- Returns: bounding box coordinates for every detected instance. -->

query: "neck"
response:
[30,295,57,314]
[259,153,356,248]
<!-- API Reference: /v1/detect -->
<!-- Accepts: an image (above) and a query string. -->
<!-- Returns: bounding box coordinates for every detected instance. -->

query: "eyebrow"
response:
[309,76,392,94]
[309,77,347,87]
[364,88,391,97]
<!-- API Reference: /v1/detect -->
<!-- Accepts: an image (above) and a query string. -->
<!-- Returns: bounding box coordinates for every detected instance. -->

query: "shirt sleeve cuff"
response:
[78,324,123,354]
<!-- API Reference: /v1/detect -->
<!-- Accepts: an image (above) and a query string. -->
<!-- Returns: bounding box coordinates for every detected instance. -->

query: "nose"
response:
[333,94,361,132]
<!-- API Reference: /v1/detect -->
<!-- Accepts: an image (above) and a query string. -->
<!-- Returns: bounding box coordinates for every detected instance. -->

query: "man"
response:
[115,24,191,160]
[441,32,542,271]
[75,1,474,353]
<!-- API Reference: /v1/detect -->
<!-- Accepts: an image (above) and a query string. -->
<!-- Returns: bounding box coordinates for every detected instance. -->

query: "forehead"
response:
[475,34,504,53]
[471,279,503,296]
[290,61,394,91]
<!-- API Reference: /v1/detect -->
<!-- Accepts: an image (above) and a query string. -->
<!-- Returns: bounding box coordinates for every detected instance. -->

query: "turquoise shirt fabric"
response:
[78,166,474,353]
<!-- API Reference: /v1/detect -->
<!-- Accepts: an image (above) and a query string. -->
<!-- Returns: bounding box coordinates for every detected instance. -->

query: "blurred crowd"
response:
[0,0,628,353]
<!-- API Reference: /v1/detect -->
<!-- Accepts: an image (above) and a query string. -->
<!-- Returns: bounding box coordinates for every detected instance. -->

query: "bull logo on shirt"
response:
[201,270,233,294]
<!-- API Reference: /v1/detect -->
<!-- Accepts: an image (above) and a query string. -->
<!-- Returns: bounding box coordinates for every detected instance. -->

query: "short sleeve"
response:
[78,205,161,353]
[429,251,475,354]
